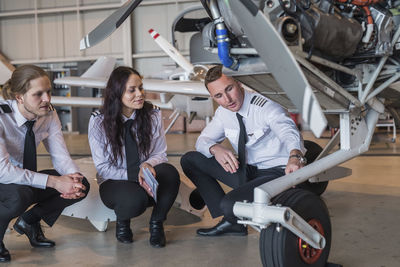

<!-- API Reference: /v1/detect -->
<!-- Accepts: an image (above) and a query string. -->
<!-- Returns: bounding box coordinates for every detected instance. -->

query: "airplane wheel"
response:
[259,189,331,267]
[297,140,329,195]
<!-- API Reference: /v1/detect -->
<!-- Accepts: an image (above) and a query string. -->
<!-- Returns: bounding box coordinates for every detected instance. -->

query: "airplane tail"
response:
[81,56,116,78]
[53,56,115,88]
[0,52,14,85]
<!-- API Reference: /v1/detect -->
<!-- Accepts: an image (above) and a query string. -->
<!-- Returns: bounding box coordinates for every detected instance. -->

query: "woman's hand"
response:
[138,162,156,197]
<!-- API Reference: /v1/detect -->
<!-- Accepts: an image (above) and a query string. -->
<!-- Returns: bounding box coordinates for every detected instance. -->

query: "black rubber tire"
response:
[296,140,329,195]
[260,189,331,267]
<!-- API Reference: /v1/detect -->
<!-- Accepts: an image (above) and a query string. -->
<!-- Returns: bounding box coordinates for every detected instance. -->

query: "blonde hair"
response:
[2,65,49,100]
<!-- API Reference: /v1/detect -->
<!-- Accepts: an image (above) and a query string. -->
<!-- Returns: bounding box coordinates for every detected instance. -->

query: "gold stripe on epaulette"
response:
[0,104,12,114]
[250,96,268,107]
[91,110,101,117]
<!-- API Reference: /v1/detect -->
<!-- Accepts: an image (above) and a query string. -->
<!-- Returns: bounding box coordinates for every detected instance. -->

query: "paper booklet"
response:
[143,168,159,202]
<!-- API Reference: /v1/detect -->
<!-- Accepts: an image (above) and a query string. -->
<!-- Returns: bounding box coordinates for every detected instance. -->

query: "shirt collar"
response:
[12,100,31,127]
[237,90,251,118]
[122,110,137,122]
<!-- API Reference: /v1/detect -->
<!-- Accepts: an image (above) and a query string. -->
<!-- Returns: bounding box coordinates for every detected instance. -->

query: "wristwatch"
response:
[289,154,307,165]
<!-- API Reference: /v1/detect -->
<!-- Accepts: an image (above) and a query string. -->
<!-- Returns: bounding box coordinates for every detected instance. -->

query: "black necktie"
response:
[23,120,37,172]
[236,113,247,183]
[124,119,140,182]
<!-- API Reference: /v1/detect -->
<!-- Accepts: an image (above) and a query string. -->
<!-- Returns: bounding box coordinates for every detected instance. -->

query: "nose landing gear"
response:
[259,189,331,267]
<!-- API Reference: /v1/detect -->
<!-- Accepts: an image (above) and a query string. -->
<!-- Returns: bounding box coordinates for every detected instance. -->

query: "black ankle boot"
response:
[116,219,133,244]
[0,242,10,262]
[149,221,166,248]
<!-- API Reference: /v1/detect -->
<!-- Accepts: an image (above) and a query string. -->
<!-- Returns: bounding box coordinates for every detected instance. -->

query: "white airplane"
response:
[54,31,218,229]
[76,0,400,266]
[54,29,215,131]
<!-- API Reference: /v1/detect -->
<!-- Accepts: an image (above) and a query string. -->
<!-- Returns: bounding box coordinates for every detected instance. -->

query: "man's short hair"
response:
[204,65,223,90]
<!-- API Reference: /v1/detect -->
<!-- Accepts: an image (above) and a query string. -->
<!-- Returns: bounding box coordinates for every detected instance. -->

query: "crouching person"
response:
[88,67,180,247]
[0,65,89,262]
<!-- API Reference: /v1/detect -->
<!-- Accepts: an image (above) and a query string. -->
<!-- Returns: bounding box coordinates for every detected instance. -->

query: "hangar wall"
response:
[0,0,202,77]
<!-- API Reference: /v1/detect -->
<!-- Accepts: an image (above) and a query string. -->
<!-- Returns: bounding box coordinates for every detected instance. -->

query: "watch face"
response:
[290,154,307,165]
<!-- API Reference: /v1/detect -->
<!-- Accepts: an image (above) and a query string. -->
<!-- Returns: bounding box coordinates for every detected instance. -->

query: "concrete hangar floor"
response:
[2,130,400,267]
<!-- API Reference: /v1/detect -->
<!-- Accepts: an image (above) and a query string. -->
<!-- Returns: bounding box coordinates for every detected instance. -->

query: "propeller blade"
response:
[80,0,142,50]
[148,28,194,74]
[229,0,327,137]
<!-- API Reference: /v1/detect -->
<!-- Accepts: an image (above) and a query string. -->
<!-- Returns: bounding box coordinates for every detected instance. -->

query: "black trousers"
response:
[0,169,90,241]
[99,163,180,222]
[180,151,285,223]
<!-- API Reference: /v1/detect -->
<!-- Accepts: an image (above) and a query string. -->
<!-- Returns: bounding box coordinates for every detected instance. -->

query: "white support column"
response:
[76,0,85,58]
[122,0,133,67]
[34,0,40,61]
[340,112,351,151]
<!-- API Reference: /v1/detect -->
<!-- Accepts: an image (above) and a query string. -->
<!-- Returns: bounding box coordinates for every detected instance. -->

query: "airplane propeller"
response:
[229,0,327,137]
[149,28,194,74]
[148,28,208,81]
[80,0,142,50]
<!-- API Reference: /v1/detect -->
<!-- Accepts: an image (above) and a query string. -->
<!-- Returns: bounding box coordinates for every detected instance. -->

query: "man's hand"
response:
[210,144,239,173]
[70,172,83,183]
[138,162,155,197]
[285,149,306,174]
[46,174,86,199]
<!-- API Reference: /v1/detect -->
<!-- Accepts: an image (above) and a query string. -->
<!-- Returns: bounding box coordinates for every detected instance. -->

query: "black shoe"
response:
[0,242,10,262]
[149,221,166,248]
[196,218,248,236]
[116,219,133,244]
[13,217,55,248]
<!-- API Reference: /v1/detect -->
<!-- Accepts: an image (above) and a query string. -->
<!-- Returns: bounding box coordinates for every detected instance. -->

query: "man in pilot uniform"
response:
[181,65,306,236]
[0,65,89,262]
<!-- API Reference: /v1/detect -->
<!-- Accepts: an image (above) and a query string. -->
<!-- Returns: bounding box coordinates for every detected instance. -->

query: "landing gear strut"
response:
[259,189,331,267]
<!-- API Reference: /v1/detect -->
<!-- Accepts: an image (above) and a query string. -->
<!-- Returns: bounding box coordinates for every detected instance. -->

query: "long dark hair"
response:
[101,66,155,165]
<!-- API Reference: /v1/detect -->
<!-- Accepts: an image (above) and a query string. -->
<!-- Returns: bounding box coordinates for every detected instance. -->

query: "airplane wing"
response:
[50,96,172,110]
[80,0,143,50]
[54,55,208,96]
[51,96,102,107]
[143,79,208,97]
[53,77,108,89]
[54,76,208,97]
[229,0,327,137]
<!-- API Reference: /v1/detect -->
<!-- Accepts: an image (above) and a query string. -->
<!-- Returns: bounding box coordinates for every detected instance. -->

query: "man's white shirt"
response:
[196,90,305,169]
[0,100,79,188]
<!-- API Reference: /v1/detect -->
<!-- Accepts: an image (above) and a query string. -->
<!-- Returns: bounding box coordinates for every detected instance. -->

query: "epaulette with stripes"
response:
[250,95,268,107]
[0,104,12,114]
[152,105,160,110]
[91,110,101,117]
[49,104,55,111]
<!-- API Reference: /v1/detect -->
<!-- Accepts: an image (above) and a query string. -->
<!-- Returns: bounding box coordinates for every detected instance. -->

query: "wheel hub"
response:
[298,218,324,264]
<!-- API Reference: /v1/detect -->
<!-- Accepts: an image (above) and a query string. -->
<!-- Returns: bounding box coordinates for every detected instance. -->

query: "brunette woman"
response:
[88,66,180,247]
